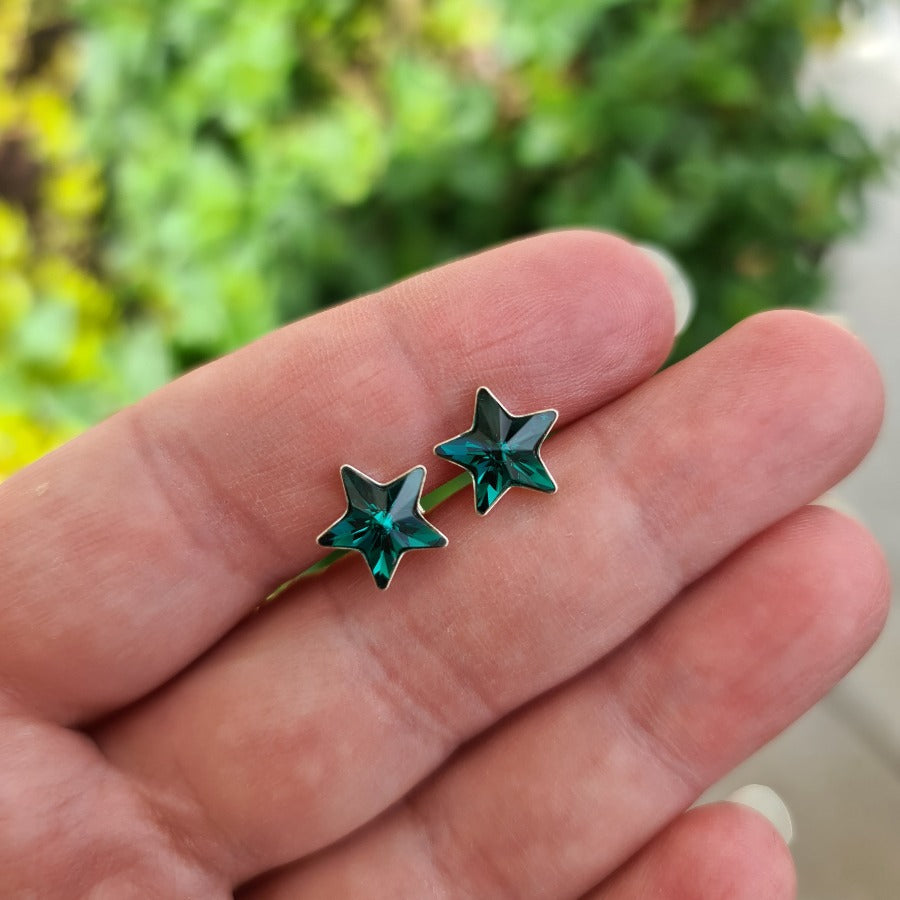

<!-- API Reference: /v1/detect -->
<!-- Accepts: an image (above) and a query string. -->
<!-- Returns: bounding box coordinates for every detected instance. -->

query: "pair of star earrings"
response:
[317,387,558,589]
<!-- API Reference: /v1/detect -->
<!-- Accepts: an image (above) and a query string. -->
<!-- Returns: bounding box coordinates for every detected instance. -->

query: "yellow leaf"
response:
[0,202,31,264]
[44,160,106,221]
[0,269,33,328]
[22,84,81,162]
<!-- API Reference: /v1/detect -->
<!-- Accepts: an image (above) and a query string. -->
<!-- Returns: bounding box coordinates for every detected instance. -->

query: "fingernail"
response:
[813,491,867,526]
[637,243,695,337]
[819,312,856,335]
[726,783,794,846]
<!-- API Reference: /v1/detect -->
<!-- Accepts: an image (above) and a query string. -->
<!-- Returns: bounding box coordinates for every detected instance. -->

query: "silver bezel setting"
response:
[317,463,449,590]
[434,385,559,516]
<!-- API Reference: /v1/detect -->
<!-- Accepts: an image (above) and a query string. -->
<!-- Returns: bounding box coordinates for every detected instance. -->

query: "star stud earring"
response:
[435,387,558,515]
[318,465,448,589]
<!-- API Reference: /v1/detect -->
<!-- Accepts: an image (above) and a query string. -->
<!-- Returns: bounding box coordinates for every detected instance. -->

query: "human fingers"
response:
[585,802,795,900]
[237,506,882,898]
[97,314,882,883]
[0,231,674,723]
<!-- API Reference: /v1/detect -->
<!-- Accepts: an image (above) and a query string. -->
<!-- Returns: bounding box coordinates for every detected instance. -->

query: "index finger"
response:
[0,231,675,724]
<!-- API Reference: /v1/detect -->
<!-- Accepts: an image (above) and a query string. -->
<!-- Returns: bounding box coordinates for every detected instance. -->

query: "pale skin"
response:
[0,231,889,899]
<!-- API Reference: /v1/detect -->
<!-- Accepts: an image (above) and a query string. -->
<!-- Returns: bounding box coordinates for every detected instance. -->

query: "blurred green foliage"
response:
[0,0,119,474]
[0,0,885,475]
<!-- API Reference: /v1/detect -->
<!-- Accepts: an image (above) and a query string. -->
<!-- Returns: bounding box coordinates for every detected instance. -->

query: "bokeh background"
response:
[3,2,900,898]
[0,0,888,476]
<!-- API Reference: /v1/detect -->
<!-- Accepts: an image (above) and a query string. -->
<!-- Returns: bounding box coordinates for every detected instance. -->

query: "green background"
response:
[0,0,884,476]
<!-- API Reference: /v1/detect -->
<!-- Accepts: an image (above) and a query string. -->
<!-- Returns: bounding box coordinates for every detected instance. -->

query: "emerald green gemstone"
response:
[318,465,447,589]
[435,387,558,515]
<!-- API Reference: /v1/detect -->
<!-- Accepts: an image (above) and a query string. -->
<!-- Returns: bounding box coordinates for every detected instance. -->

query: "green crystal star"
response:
[317,465,448,589]
[435,387,558,515]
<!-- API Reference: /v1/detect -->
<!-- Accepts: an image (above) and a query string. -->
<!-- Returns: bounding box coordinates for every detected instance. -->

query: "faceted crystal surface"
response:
[318,465,447,589]
[435,387,557,514]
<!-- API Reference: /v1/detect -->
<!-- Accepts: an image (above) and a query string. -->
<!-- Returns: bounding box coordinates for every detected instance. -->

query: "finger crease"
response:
[608,670,701,797]
[122,408,276,589]
[325,583,462,754]
[402,791,523,900]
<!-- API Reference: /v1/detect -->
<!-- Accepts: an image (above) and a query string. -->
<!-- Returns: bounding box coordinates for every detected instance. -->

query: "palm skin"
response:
[0,232,887,899]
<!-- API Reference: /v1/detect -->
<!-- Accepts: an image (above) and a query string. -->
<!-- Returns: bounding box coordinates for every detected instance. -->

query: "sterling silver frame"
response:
[434,385,559,516]
[316,463,449,590]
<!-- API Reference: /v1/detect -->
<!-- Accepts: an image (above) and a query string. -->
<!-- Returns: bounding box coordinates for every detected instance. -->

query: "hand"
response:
[0,232,886,899]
